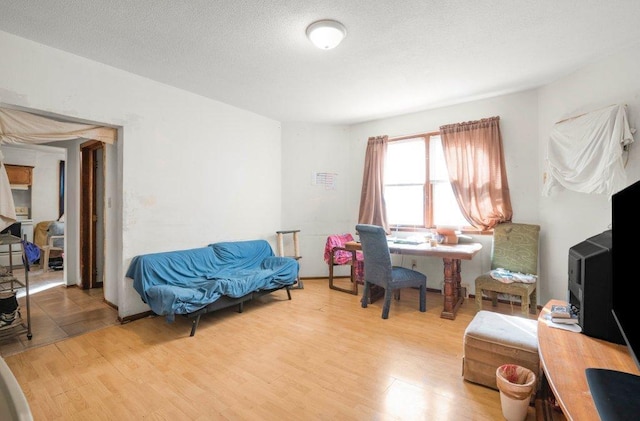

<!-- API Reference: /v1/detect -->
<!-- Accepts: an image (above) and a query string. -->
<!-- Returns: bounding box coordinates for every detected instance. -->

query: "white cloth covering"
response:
[489,268,537,284]
[0,151,17,232]
[542,104,634,198]
[0,107,116,145]
[0,107,116,232]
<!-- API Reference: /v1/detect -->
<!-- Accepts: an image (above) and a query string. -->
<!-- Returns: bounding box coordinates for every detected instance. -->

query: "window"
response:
[384,134,469,229]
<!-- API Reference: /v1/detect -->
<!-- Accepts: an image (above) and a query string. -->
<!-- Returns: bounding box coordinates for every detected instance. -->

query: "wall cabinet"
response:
[5,164,33,186]
[4,164,32,220]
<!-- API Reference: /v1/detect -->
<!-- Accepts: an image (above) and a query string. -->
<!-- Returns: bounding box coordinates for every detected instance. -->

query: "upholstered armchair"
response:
[34,220,64,271]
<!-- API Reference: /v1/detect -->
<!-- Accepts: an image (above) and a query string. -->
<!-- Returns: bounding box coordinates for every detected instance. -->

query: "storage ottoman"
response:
[463,310,539,390]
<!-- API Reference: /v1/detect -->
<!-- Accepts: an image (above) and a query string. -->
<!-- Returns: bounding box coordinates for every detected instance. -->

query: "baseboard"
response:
[119,310,154,324]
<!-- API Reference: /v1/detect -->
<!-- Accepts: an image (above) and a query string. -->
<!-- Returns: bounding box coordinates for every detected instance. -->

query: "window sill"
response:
[390,226,492,236]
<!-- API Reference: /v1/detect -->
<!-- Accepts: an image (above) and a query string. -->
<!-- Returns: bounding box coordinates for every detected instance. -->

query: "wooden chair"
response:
[356,224,427,319]
[323,233,364,295]
[475,223,540,316]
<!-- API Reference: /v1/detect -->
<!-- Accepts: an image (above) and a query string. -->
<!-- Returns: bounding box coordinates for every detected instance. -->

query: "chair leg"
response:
[381,288,393,319]
[475,288,483,311]
[328,263,335,288]
[329,263,358,295]
[361,282,370,308]
[530,289,537,315]
[350,263,358,295]
[419,284,426,312]
[490,291,498,307]
[521,293,530,317]
[42,246,51,271]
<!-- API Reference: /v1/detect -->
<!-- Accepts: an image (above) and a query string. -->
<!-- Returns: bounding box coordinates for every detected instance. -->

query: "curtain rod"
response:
[390,130,440,142]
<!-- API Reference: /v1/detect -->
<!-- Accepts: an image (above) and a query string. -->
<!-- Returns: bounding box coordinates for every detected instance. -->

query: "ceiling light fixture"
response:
[306,20,347,50]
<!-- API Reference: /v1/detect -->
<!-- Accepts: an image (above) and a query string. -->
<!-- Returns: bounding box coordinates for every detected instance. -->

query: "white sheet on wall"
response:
[542,104,634,198]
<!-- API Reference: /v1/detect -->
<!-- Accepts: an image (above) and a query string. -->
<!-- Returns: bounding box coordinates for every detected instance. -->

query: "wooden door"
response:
[80,140,104,289]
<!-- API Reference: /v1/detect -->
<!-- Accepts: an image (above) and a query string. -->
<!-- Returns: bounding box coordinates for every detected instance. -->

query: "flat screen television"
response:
[586,179,640,420]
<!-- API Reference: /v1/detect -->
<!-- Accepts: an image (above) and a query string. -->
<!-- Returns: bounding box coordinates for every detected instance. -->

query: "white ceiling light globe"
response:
[306,20,347,50]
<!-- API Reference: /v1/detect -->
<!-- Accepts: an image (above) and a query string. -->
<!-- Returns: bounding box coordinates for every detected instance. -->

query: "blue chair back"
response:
[355,224,392,288]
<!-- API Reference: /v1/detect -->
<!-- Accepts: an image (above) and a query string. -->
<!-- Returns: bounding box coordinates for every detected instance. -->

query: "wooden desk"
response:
[345,240,482,320]
[538,299,640,420]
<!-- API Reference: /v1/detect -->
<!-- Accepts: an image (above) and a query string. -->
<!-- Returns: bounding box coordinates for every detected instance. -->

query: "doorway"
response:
[0,105,120,311]
[80,140,104,289]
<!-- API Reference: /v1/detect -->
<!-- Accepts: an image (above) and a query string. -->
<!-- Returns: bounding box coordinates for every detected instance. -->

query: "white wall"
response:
[1,144,65,277]
[350,91,540,292]
[0,30,283,318]
[281,124,354,277]
[537,43,640,303]
[283,44,640,309]
[283,90,540,294]
[1,144,65,224]
[5,27,639,318]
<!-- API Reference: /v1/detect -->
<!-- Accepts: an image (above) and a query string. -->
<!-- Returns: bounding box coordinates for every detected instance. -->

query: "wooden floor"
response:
[4,277,540,421]
[0,266,119,358]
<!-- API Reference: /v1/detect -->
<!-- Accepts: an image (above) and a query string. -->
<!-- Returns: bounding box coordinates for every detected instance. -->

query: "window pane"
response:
[385,185,424,225]
[429,135,448,181]
[386,139,425,184]
[432,182,469,227]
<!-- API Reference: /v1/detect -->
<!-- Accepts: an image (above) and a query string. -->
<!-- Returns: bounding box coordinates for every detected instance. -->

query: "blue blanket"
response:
[127,240,298,321]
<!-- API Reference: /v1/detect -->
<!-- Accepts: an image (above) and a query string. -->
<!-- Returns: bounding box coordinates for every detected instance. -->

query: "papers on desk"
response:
[393,238,425,245]
[543,314,582,333]
[388,235,427,245]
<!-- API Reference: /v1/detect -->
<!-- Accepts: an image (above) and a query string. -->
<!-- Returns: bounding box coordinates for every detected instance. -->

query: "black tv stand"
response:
[586,368,640,420]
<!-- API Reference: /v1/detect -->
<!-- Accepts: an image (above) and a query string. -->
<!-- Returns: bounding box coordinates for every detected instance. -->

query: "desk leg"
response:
[440,258,464,320]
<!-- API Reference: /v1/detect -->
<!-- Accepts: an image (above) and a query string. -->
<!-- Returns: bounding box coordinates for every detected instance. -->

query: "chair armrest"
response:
[330,246,357,265]
[48,235,64,248]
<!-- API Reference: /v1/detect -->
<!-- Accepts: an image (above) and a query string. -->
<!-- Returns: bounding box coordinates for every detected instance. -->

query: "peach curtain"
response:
[358,135,389,233]
[440,116,512,230]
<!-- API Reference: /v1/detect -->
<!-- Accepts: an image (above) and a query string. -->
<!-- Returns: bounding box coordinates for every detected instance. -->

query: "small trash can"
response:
[496,364,536,421]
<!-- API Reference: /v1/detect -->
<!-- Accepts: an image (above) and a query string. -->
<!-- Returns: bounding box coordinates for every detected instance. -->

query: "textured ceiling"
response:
[2,0,640,125]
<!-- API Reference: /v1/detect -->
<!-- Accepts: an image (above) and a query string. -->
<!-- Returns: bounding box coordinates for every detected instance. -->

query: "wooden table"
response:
[538,299,640,420]
[345,240,482,320]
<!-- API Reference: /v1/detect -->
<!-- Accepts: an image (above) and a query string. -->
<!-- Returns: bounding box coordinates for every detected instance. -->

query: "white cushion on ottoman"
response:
[463,310,539,390]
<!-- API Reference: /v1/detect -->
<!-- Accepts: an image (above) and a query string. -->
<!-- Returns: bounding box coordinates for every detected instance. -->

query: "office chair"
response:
[475,222,540,316]
[355,224,427,319]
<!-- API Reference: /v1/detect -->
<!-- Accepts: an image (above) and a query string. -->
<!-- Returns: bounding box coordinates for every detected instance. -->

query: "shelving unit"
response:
[0,234,32,341]
[276,229,302,289]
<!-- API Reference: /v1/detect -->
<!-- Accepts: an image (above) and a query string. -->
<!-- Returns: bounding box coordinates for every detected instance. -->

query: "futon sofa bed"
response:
[127,239,299,336]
